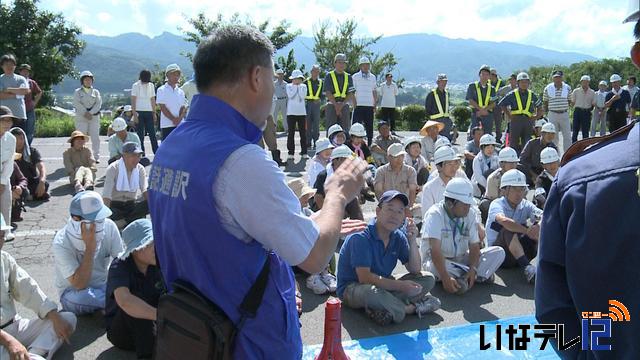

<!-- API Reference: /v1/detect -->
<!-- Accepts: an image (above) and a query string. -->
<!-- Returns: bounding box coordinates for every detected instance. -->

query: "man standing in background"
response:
[273,68,288,133]
[543,70,572,153]
[18,64,41,144]
[378,73,398,133]
[351,56,377,146]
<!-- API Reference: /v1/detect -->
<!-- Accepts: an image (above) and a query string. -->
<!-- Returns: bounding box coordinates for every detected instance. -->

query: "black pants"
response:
[161,126,176,141]
[287,115,307,155]
[26,178,49,200]
[607,109,628,133]
[380,107,396,131]
[107,309,155,358]
[110,200,149,225]
[572,108,592,143]
[352,106,375,146]
[136,111,159,155]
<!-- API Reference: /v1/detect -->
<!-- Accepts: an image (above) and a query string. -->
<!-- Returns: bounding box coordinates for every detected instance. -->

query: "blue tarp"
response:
[302,314,560,359]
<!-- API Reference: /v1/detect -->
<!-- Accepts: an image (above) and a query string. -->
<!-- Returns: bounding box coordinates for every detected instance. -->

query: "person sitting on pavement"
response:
[306,138,333,188]
[103,142,149,228]
[312,145,364,220]
[9,162,27,223]
[337,190,440,326]
[472,134,500,195]
[519,122,558,185]
[108,117,150,167]
[419,120,446,162]
[533,147,560,210]
[105,219,164,359]
[346,123,377,202]
[422,179,505,295]
[373,143,418,211]
[403,136,430,186]
[10,127,49,201]
[327,124,347,147]
[370,120,401,166]
[0,106,17,242]
[533,118,547,139]
[287,178,338,295]
[53,191,124,315]
[425,144,468,183]
[63,130,97,194]
[463,127,484,179]
[485,169,543,283]
[479,147,519,223]
[0,214,77,360]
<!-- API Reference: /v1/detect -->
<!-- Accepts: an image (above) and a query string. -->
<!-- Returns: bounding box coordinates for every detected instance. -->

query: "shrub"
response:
[35,108,112,137]
[375,107,402,128]
[450,105,473,132]
[401,105,426,131]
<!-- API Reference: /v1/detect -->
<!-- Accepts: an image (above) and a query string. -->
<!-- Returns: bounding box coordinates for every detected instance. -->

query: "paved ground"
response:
[4,131,535,359]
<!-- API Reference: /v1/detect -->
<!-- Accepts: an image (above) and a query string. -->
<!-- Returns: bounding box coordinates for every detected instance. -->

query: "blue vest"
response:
[148,95,302,359]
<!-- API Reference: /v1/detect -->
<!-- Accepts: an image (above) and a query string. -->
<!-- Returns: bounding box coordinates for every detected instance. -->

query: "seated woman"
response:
[10,128,49,201]
[62,131,97,194]
[327,124,347,147]
[346,123,376,202]
[403,136,430,186]
[472,134,500,196]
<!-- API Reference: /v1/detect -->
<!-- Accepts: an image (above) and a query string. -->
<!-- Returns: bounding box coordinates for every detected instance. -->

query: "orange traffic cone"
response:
[315,298,350,360]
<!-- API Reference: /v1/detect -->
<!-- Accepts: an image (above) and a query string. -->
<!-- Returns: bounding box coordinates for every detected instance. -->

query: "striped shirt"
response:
[543,83,571,112]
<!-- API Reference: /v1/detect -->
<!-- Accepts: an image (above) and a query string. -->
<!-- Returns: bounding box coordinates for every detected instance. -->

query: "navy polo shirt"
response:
[605,89,631,111]
[336,222,410,298]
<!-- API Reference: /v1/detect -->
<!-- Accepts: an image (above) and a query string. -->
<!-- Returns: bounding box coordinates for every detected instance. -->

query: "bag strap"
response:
[236,252,271,329]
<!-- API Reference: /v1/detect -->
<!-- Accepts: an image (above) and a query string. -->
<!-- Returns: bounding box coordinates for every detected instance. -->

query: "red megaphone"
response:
[315,297,350,360]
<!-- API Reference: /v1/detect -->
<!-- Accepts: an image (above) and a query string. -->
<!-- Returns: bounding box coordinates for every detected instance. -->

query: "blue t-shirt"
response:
[336,222,410,298]
[485,196,543,246]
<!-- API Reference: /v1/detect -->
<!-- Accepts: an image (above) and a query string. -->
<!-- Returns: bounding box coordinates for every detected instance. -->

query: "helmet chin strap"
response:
[634,19,640,39]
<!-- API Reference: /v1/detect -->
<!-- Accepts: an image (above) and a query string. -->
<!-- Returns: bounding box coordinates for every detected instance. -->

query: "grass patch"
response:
[35,108,111,137]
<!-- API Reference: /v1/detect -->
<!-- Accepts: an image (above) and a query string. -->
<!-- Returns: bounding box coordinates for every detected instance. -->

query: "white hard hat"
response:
[403,136,422,149]
[350,123,367,137]
[80,70,94,78]
[315,138,334,153]
[387,143,406,157]
[123,105,132,112]
[165,63,181,74]
[540,147,560,164]
[541,123,556,134]
[327,124,345,138]
[479,134,498,147]
[500,169,527,188]
[517,72,530,81]
[624,0,640,23]
[434,137,451,150]
[610,74,622,83]
[599,80,608,87]
[289,69,304,80]
[358,56,371,65]
[330,145,353,160]
[498,147,518,163]
[535,119,547,128]
[580,75,591,82]
[111,117,127,132]
[444,178,475,205]
[434,145,458,165]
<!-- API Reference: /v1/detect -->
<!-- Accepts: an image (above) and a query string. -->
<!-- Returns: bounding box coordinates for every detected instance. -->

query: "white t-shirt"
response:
[352,71,377,107]
[421,176,447,218]
[422,201,480,259]
[213,144,319,266]
[307,156,327,187]
[131,81,156,112]
[52,219,123,294]
[156,83,186,129]
[379,82,398,108]
[286,83,307,116]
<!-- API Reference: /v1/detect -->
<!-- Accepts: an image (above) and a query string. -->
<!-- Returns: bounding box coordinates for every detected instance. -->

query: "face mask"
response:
[65,217,105,253]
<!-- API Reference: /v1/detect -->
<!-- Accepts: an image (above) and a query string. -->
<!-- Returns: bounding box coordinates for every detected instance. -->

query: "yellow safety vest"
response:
[493,79,502,93]
[430,89,449,119]
[634,110,640,116]
[475,81,491,108]
[512,90,533,117]
[305,79,323,100]
[329,70,349,99]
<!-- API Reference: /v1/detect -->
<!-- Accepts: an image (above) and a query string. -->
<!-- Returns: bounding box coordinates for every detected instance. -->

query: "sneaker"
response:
[455,277,469,295]
[414,295,441,318]
[95,159,100,164]
[85,184,95,191]
[74,184,85,194]
[4,230,15,242]
[306,274,330,295]
[365,307,393,326]
[478,273,495,284]
[524,264,537,283]
[319,270,337,293]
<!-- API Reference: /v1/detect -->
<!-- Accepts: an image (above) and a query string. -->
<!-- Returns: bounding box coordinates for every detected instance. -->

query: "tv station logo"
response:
[480,300,631,351]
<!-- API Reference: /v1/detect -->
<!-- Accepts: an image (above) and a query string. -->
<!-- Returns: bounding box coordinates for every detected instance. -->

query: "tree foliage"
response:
[0,0,85,91]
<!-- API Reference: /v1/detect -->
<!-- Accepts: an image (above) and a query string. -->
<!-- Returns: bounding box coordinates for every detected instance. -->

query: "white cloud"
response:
[97,12,112,23]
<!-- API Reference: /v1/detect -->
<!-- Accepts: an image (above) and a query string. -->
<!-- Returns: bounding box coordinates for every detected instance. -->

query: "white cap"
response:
[387,143,407,157]
[289,69,304,80]
[580,75,591,82]
[112,117,127,132]
[540,147,560,164]
[500,169,527,188]
[434,146,458,165]
[599,80,608,87]
[498,147,518,163]
[315,138,334,153]
[327,124,344,138]
[350,123,367,137]
[275,68,284,74]
[517,72,530,81]
[403,136,422,149]
[123,105,132,112]
[541,123,556,134]
[330,145,353,160]
[165,63,181,74]
[80,70,94,78]
[610,74,622,83]
[479,134,498,147]
[443,178,475,205]
[535,119,547,128]
[358,56,371,65]
[434,137,451,150]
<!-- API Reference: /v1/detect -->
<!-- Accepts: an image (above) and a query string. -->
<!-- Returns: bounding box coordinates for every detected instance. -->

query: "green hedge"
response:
[35,108,111,137]
[401,105,426,131]
[450,105,472,132]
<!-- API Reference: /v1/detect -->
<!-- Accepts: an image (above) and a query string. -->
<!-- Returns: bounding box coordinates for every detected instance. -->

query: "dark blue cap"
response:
[378,190,409,207]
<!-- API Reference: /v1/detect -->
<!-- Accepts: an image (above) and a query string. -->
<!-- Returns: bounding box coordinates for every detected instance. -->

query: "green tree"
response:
[312,19,398,78]
[0,0,85,91]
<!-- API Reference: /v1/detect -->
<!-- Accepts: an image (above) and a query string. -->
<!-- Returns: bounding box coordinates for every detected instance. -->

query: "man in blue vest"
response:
[148,25,367,359]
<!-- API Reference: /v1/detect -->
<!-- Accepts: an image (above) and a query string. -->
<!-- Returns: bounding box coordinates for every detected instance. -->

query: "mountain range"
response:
[53,32,597,94]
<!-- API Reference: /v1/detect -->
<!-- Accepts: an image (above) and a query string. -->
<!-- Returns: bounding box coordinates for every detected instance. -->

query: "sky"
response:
[39,0,636,59]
